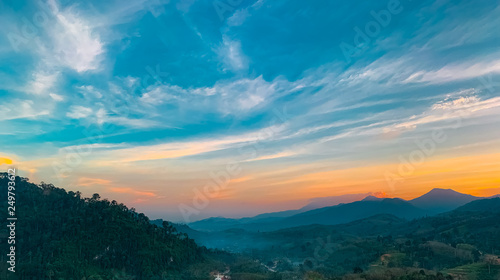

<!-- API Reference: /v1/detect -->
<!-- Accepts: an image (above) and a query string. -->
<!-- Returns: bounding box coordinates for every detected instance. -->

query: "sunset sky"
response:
[1,0,499,222]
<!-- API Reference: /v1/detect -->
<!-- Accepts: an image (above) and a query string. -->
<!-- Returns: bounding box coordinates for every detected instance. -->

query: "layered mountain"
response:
[189,193,378,231]
[252,198,426,231]
[179,198,500,256]
[454,197,500,212]
[189,188,491,232]
[408,188,480,214]
[190,198,427,232]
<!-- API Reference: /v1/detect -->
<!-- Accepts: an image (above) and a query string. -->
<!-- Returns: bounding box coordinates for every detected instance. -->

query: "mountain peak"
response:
[413,188,477,200]
[410,188,479,214]
[362,195,383,201]
[427,188,459,194]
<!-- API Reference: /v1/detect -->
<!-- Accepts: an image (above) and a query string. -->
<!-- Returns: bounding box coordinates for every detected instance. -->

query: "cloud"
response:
[66,105,92,119]
[403,59,500,84]
[218,36,248,72]
[140,86,179,105]
[384,93,500,133]
[244,151,296,162]
[44,0,104,72]
[227,8,250,27]
[217,76,279,113]
[77,85,103,99]
[77,177,112,187]
[0,99,50,121]
[27,71,59,95]
[137,75,287,117]
[90,123,286,164]
[109,187,157,197]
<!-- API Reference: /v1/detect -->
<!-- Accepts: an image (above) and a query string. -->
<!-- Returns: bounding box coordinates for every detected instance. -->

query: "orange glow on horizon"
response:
[245,152,500,204]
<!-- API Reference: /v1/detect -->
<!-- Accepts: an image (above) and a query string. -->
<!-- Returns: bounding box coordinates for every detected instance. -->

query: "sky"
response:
[0,0,499,222]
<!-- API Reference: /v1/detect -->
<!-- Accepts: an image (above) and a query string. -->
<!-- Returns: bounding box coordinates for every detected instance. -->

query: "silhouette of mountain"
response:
[189,189,500,233]
[270,198,425,231]
[189,192,390,231]
[299,192,373,210]
[190,198,427,232]
[409,188,480,214]
[454,197,500,212]
[361,195,384,201]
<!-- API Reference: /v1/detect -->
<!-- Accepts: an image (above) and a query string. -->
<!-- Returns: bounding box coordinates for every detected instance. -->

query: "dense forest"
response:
[0,174,222,279]
[1,173,499,279]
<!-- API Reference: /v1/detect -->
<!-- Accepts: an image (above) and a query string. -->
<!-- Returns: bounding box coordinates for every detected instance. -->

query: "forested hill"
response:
[0,174,210,279]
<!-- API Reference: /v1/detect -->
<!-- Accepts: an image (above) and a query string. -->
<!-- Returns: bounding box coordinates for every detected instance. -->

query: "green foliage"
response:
[0,175,206,279]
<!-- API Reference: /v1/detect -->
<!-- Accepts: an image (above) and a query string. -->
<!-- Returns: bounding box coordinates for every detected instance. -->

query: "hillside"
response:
[0,175,210,279]
[454,197,500,212]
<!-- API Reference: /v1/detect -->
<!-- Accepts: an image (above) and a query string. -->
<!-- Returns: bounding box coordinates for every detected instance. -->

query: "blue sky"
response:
[1,0,500,221]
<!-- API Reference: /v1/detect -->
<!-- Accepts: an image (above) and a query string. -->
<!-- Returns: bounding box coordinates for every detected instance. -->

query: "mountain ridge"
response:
[189,188,494,232]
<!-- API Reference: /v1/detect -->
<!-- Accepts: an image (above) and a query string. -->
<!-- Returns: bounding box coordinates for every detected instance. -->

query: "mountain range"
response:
[188,188,496,232]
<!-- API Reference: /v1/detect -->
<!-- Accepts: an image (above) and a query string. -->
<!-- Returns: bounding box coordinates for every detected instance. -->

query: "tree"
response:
[484,254,497,275]
[353,266,363,274]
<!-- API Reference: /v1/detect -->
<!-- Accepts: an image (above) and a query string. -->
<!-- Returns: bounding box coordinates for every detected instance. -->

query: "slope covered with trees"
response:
[0,174,210,279]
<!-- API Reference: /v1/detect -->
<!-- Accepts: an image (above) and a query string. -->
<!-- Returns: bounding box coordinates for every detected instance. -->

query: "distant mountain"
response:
[241,193,372,221]
[191,198,427,232]
[189,188,498,232]
[362,195,385,201]
[300,192,374,211]
[409,188,480,214]
[241,208,305,221]
[454,197,500,212]
[188,217,242,232]
[185,198,500,252]
[190,193,375,231]
[269,198,425,231]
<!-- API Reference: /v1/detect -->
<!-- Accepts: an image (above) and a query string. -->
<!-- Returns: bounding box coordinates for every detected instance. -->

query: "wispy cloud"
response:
[95,123,287,163]
[109,187,157,197]
[403,58,500,84]
[26,71,59,95]
[218,35,249,72]
[0,99,51,121]
[43,0,104,72]
[385,93,500,133]
[77,177,112,187]
[66,106,93,119]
